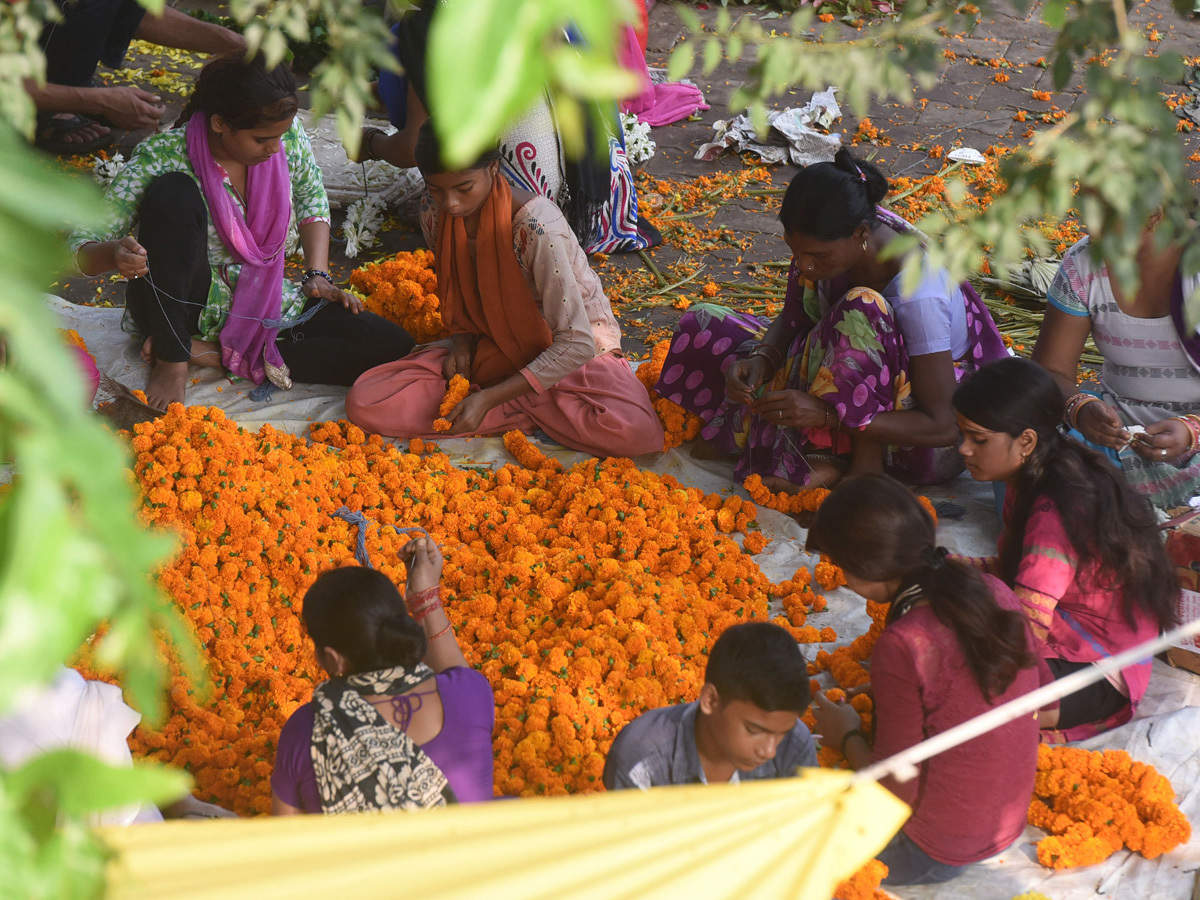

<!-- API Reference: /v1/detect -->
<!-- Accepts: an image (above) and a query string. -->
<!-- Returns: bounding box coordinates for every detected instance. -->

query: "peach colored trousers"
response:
[346,347,665,458]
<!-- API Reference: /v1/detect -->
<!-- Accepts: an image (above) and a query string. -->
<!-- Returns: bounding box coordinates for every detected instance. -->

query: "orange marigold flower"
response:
[433,374,471,432]
[348,250,445,343]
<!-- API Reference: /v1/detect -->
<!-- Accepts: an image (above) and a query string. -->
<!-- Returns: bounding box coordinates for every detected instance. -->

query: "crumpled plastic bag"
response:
[695,88,842,166]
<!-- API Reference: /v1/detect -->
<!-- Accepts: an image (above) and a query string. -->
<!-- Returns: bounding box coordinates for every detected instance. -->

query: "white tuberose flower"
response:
[620,112,656,166]
[342,196,387,259]
[92,152,126,187]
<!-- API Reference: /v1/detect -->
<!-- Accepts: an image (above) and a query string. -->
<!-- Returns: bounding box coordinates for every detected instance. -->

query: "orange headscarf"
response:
[436,176,553,386]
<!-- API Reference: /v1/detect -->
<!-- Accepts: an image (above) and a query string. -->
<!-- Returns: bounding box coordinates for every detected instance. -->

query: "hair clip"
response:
[853,163,868,184]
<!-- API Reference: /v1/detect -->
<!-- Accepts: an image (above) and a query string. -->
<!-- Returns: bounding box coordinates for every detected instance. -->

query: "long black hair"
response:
[807,474,1035,701]
[302,567,427,675]
[953,358,1178,631]
[779,147,890,240]
[177,53,299,129]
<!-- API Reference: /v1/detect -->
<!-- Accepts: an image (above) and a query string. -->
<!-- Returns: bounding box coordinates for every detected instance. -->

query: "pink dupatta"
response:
[617,26,707,127]
[186,114,292,386]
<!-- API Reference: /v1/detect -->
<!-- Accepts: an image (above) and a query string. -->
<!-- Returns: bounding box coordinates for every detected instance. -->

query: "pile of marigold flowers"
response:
[348,249,445,342]
[635,340,704,450]
[1028,745,1191,869]
[79,406,849,814]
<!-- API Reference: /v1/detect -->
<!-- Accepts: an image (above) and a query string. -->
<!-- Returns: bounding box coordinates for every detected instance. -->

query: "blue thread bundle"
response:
[332,506,428,568]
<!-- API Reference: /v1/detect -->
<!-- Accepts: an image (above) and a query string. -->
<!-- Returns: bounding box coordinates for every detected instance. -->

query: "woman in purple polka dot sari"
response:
[656,150,1008,491]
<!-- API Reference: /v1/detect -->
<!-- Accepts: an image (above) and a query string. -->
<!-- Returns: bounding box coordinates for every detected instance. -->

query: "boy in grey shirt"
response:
[603,622,817,790]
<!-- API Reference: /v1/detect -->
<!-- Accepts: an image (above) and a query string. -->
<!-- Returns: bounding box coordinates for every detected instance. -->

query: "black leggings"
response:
[1046,658,1130,730]
[125,173,415,386]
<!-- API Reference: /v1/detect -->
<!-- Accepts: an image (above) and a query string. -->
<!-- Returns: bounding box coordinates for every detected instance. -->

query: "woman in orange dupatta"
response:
[347,124,663,458]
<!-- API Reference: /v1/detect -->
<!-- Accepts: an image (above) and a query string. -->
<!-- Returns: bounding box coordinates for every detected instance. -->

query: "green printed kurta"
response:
[69,117,330,341]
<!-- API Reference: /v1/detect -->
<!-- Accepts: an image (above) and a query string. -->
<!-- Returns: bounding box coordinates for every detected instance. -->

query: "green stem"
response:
[637,250,668,287]
[647,266,707,297]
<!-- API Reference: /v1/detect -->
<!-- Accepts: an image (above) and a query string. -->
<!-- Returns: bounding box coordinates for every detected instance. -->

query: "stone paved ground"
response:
[51,0,1200,359]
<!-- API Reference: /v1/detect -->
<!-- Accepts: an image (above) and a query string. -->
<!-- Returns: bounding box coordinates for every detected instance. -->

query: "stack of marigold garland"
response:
[80,406,848,814]
[1029,745,1191,868]
[347,249,445,343]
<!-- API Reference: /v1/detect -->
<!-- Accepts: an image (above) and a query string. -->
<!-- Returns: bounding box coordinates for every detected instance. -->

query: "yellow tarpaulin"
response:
[101,768,909,899]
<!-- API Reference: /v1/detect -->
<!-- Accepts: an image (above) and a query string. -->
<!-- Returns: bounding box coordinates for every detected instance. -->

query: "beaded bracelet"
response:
[301,268,332,287]
[1063,393,1101,430]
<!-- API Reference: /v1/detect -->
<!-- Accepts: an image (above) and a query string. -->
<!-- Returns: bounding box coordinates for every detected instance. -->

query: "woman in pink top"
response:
[346,122,663,458]
[809,474,1042,885]
[953,358,1178,741]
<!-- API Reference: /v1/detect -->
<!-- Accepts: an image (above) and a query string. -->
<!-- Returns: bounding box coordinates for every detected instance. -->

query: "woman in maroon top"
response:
[809,474,1043,886]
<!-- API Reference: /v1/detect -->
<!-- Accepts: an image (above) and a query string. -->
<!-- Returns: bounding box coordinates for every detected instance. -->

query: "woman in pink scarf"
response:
[70,55,414,410]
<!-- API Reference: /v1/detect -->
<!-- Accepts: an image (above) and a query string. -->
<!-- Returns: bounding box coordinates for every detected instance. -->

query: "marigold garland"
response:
[635,340,704,450]
[76,409,853,815]
[1028,744,1191,868]
[743,473,829,514]
[347,249,445,343]
[433,374,470,432]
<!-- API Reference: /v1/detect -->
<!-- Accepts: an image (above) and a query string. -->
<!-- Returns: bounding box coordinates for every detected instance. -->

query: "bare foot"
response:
[761,459,845,494]
[189,339,222,368]
[142,336,222,368]
[803,459,846,490]
[145,359,187,411]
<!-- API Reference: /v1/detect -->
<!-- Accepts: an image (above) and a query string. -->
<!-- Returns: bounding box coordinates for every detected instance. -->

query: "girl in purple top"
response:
[654,149,1007,490]
[809,474,1043,886]
[271,537,495,814]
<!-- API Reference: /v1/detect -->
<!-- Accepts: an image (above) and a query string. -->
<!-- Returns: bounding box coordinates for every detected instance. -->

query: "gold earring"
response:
[861,240,869,252]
